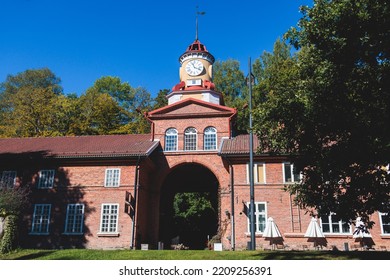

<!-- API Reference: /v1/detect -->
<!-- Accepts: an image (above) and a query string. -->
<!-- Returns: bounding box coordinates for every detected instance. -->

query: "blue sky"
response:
[0,0,312,97]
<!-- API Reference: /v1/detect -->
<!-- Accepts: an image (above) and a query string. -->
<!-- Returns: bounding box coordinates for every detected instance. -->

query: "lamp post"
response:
[247,57,256,250]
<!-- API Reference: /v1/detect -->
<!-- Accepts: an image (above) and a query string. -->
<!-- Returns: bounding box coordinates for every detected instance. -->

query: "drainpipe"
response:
[229,162,235,251]
[144,112,155,141]
[228,109,237,138]
[223,155,235,251]
[131,156,141,249]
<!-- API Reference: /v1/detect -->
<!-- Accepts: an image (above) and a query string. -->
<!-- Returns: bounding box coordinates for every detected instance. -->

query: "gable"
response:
[146,98,236,120]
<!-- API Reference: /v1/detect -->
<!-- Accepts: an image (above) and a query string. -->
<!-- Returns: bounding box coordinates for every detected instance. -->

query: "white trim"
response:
[282,162,302,183]
[37,170,55,189]
[31,204,51,234]
[246,201,268,233]
[164,128,178,151]
[379,212,390,235]
[104,168,121,187]
[64,203,85,234]
[184,127,198,151]
[204,126,217,150]
[99,203,119,234]
[320,214,352,235]
[247,162,266,184]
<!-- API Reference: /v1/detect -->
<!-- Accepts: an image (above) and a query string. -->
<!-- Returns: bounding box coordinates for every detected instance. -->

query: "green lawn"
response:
[1,249,389,260]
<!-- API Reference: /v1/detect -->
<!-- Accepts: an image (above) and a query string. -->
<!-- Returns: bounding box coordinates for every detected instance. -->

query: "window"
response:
[0,171,16,188]
[379,213,390,235]
[165,128,178,151]
[204,127,217,150]
[100,204,119,233]
[31,204,51,234]
[283,162,301,183]
[320,214,351,234]
[247,163,266,184]
[105,168,120,187]
[38,170,55,189]
[64,204,85,234]
[184,127,197,151]
[247,202,267,233]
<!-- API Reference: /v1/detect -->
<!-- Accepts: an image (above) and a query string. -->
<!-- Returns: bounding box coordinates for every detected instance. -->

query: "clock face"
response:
[185,59,204,76]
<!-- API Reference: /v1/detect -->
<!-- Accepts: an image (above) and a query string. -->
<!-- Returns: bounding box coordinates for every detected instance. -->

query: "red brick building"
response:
[0,39,389,251]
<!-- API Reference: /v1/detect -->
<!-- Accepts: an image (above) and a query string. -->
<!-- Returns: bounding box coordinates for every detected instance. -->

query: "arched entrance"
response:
[159,163,219,249]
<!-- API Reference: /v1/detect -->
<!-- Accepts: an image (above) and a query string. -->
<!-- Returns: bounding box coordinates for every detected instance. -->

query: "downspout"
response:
[223,155,235,251]
[228,109,237,138]
[144,112,155,141]
[131,156,141,249]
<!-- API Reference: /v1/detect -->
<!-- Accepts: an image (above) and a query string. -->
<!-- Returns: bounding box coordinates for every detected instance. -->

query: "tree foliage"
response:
[173,192,216,233]
[252,39,304,152]
[0,72,156,137]
[0,185,30,253]
[0,68,64,137]
[255,0,390,225]
[213,59,249,134]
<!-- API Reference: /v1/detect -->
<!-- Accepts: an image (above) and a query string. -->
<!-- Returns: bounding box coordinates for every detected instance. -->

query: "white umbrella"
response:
[353,217,371,238]
[263,217,282,238]
[262,217,282,250]
[304,217,325,238]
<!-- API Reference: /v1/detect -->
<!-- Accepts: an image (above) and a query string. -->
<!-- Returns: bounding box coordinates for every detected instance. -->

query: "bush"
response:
[0,215,18,253]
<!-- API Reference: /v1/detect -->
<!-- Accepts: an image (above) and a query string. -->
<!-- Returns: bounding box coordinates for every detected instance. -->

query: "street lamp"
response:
[247,57,256,250]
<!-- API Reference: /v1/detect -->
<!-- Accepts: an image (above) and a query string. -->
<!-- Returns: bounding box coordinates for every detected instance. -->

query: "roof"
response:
[219,135,291,157]
[0,134,159,159]
[219,134,261,156]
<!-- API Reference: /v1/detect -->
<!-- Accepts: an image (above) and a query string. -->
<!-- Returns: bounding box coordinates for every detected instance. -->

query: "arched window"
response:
[204,127,217,150]
[165,128,178,151]
[184,127,197,151]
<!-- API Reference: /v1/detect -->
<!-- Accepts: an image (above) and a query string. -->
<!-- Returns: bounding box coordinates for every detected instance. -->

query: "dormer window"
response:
[165,128,178,151]
[184,127,197,151]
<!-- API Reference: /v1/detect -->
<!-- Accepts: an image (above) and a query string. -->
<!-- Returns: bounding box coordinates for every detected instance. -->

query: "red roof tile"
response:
[219,134,261,155]
[0,134,159,158]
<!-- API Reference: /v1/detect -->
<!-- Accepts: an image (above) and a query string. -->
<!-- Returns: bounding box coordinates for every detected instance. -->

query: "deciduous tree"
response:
[255,0,390,226]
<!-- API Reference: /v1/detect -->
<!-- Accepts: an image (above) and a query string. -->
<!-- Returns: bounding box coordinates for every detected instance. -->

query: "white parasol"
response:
[304,217,325,238]
[353,217,371,238]
[263,217,282,238]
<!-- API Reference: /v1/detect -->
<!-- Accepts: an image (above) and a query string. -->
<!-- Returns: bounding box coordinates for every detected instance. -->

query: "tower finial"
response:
[196,6,205,41]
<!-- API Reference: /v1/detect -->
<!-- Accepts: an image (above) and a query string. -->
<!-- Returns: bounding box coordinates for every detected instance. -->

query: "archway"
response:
[159,163,219,249]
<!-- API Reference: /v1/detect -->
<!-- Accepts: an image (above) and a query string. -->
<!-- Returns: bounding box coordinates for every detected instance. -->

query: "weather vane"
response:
[196,5,205,41]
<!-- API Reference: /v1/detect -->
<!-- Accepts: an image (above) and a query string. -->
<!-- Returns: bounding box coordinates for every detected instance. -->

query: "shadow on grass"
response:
[257,250,390,260]
[14,251,55,260]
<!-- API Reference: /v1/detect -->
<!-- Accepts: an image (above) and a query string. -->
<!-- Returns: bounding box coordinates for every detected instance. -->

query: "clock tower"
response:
[168,39,224,105]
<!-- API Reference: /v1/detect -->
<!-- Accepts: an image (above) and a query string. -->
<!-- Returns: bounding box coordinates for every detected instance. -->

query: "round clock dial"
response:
[185,59,204,76]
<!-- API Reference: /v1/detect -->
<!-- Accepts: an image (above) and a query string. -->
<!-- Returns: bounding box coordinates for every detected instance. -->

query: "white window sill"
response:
[97,232,120,237]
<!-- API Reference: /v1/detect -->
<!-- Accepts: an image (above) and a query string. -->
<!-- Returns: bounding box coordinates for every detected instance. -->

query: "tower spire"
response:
[196,6,205,41]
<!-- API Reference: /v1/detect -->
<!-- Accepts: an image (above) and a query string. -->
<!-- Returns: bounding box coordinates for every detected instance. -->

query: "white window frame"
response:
[247,202,267,233]
[379,212,390,235]
[104,168,121,187]
[31,204,51,234]
[64,204,85,235]
[0,171,17,188]
[99,203,119,233]
[320,214,352,235]
[204,126,217,150]
[282,162,301,183]
[184,127,197,151]
[37,169,55,189]
[247,162,266,184]
[165,128,178,151]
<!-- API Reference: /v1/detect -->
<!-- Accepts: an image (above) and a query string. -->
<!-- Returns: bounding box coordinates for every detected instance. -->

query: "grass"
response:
[1,249,390,260]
